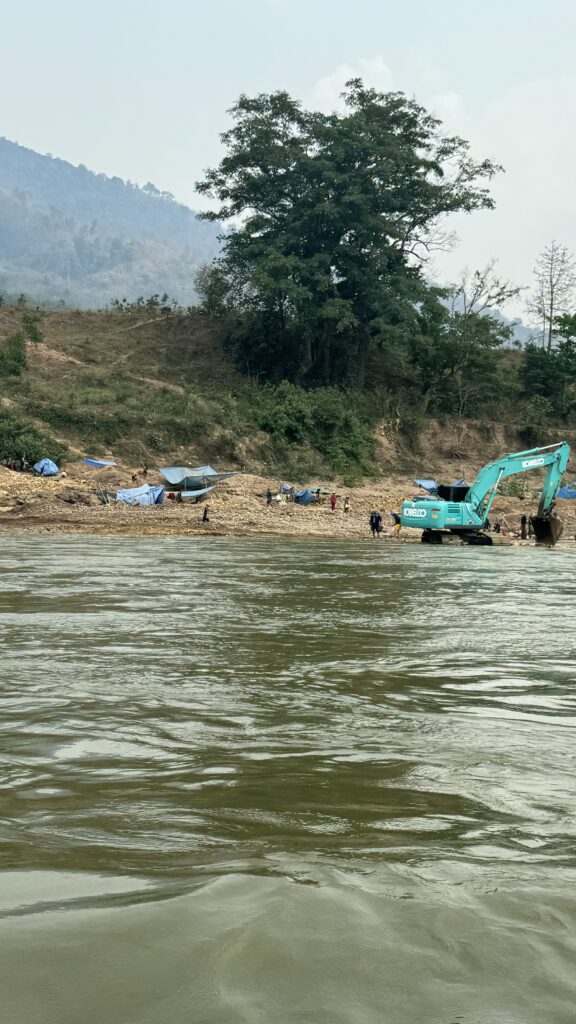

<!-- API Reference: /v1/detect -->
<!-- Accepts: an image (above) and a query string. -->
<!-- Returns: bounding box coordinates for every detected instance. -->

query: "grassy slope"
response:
[1,306,575,485]
[0,307,261,467]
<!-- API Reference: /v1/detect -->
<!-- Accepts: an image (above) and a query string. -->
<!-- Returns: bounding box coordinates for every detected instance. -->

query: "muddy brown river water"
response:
[0,536,575,1023]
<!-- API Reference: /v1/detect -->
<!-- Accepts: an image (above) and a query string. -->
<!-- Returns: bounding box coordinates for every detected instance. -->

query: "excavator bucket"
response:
[530,514,563,546]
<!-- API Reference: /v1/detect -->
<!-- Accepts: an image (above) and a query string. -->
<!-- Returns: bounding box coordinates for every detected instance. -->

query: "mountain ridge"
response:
[0,137,221,307]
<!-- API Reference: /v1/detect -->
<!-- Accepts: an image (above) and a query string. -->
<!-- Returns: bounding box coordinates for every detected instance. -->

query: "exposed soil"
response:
[0,460,574,547]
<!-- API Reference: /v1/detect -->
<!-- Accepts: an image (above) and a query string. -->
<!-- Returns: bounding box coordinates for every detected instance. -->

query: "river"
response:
[0,535,575,1023]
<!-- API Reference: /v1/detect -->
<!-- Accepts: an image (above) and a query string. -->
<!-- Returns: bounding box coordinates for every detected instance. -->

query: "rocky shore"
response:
[0,462,574,545]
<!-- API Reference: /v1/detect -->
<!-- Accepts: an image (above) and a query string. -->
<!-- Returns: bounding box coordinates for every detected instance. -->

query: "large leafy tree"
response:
[196,81,501,385]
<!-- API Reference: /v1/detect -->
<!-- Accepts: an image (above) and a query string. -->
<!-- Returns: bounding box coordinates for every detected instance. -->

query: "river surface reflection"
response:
[0,535,575,1023]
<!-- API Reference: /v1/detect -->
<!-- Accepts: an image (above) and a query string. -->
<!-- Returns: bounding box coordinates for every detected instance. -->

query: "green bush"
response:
[0,409,66,466]
[254,381,375,477]
[0,330,27,377]
[520,396,552,447]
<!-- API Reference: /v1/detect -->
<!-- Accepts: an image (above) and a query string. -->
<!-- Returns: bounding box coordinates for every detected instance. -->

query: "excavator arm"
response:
[467,443,570,514]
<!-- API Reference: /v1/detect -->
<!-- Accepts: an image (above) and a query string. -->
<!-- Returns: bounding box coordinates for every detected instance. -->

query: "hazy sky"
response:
[2,0,575,314]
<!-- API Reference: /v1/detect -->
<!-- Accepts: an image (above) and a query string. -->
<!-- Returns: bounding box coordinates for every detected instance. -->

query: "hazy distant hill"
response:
[0,138,221,307]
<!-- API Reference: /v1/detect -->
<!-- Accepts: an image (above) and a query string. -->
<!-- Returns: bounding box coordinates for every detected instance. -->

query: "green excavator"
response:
[400,442,571,546]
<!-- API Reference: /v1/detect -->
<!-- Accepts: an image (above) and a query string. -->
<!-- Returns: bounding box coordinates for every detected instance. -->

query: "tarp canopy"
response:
[33,458,58,477]
[159,466,237,490]
[414,478,438,493]
[115,484,164,506]
[294,488,317,505]
[280,481,294,494]
[82,457,117,468]
[180,486,215,500]
[558,483,576,499]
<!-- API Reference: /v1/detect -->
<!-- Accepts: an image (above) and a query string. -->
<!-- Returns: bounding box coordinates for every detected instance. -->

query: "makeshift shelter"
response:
[414,478,438,494]
[82,457,117,468]
[159,465,237,501]
[558,482,576,499]
[294,488,317,505]
[33,459,58,477]
[115,484,164,507]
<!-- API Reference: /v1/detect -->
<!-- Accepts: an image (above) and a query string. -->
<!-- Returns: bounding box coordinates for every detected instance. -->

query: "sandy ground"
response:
[0,462,574,547]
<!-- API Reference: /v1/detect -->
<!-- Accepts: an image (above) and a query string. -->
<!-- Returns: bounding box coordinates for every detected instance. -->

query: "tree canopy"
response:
[196,81,502,386]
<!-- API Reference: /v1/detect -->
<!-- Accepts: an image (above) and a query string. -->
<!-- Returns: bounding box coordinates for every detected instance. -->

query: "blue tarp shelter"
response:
[115,484,164,506]
[414,478,438,493]
[180,486,215,500]
[294,488,316,505]
[82,458,117,468]
[558,482,576,499]
[159,466,237,491]
[33,459,58,477]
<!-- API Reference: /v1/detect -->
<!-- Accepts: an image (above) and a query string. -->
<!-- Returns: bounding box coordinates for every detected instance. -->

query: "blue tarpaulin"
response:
[294,488,316,505]
[159,466,237,490]
[83,458,117,468]
[180,486,215,500]
[280,481,294,494]
[115,484,164,506]
[558,482,576,499]
[414,478,438,493]
[33,459,58,477]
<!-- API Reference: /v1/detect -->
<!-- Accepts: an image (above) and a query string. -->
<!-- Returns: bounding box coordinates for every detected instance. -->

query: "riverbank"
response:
[0,463,574,543]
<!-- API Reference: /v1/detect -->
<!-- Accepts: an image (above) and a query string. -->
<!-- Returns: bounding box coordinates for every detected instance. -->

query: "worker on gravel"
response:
[369,511,382,538]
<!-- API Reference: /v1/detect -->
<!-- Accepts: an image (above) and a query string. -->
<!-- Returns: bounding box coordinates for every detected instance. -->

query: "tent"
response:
[558,482,576,499]
[414,478,438,494]
[294,488,317,505]
[82,457,117,468]
[33,459,58,477]
[159,466,237,491]
[115,484,164,507]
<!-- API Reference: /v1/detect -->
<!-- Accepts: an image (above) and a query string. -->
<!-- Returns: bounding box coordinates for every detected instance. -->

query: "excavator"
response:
[400,442,571,546]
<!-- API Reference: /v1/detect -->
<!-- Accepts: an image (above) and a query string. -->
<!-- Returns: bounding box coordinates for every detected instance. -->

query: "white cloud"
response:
[432,74,576,316]
[308,56,394,113]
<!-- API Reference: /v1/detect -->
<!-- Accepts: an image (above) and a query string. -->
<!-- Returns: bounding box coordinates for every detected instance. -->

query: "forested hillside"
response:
[0,138,220,307]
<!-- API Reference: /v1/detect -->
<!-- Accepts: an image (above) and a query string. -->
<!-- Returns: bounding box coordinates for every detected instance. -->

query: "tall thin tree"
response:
[528,241,576,351]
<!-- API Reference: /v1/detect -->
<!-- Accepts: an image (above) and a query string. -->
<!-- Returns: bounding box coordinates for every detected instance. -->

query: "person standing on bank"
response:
[369,510,382,538]
[330,493,338,512]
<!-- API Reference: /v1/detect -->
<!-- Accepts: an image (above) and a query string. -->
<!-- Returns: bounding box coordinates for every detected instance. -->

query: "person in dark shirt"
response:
[202,504,210,523]
[369,511,382,538]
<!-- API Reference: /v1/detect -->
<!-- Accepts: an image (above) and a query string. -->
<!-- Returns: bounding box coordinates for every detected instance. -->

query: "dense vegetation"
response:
[1,85,575,479]
[0,138,220,307]
[189,82,576,460]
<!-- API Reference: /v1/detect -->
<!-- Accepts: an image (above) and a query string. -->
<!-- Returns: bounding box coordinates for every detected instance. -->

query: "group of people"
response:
[490,513,533,540]
[329,493,351,512]
[265,488,351,511]
[130,465,149,484]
